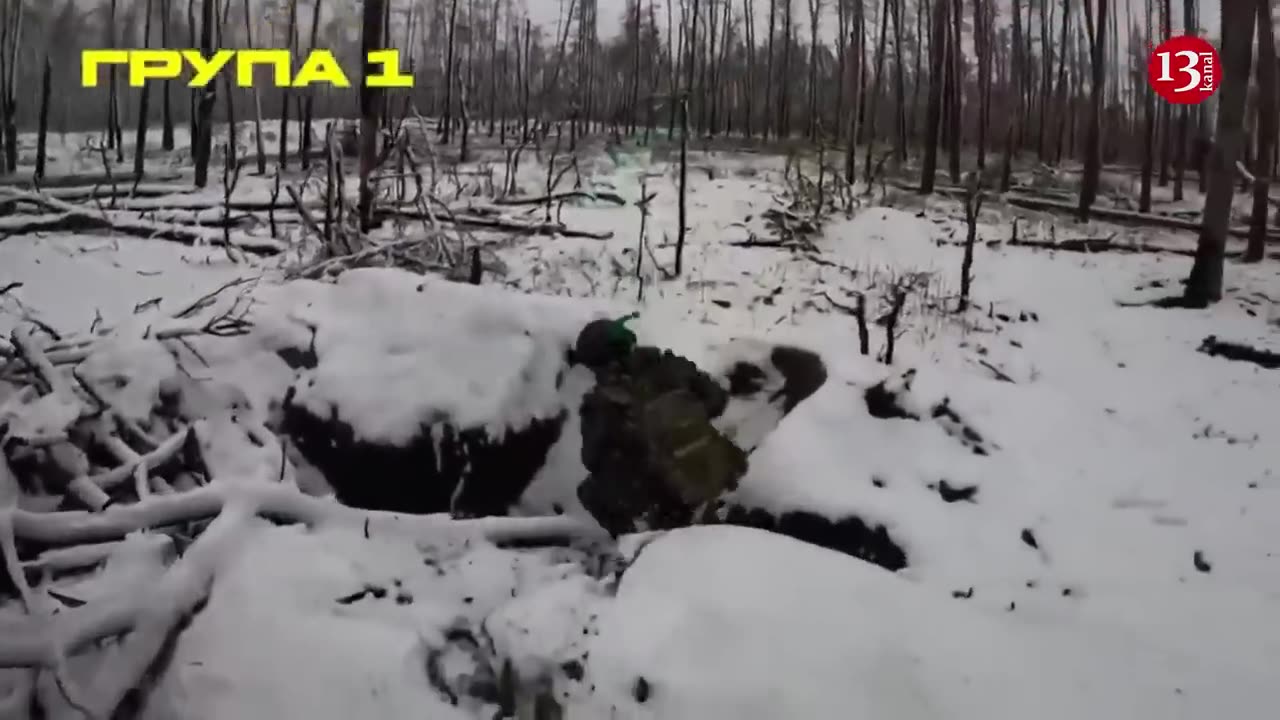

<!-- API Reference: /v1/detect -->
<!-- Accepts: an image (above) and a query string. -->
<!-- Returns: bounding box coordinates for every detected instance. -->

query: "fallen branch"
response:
[375,208,612,240]
[1002,193,1280,242]
[493,189,626,207]
[1197,335,1280,369]
[1003,234,1194,256]
[8,479,601,549]
[0,172,182,190]
[0,188,284,254]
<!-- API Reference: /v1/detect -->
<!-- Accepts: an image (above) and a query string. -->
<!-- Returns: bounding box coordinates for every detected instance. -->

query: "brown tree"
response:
[1139,0,1155,212]
[920,0,948,192]
[358,0,388,231]
[1184,1,1256,305]
[1246,0,1276,263]
[1077,0,1109,220]
[133,0,155,178]
[192,0,216,187]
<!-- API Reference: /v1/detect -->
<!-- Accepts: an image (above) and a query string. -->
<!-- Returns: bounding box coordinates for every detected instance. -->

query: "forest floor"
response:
[0,123,1278,718]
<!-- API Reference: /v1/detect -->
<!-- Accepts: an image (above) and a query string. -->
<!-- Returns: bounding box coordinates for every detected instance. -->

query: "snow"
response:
[281,269,600,445]
[578,525,1273,719]
[2,129,1280,717]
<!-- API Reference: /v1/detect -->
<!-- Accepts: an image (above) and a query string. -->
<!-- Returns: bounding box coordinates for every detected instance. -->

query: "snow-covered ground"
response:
[1,127,1279,718]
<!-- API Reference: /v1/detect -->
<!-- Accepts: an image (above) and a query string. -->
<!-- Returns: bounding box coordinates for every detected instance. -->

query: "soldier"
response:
[572,315,748,536]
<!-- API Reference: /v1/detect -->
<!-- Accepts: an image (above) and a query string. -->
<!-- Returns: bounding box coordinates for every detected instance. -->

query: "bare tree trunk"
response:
[778,0,793,137]
[743,0,756,138]
[1139,0,1156,212]
[704,0,719,133]
[107,0,120,157]
[1157,0,1173,185]
[187,0,196,137]
[1184,0,1254,305]
[1246,0,1276,263]
[1036,0,1052,158]
[844,13,864,183]
[765,0,776,139]
[910,0,924,140]
[442,0,460,143]
[1078,0,1108,220]
[1051,0,1072,163]
[134,0,156,178]
[192,0,217,187]
[920,0,948,193]
[677,0,698,276]
[35,57,50,179]
[0,0,21,172]
[646,2,659,142]
[461,0,473,160]
[667,0,679,138]
[862,0,888,182]
[1173,0,1195,200]
[807,0,823,139]
[1000,0,1026,192]
[629,0,643,135]
[299,0,322,171]
[522,18,531,142]
[277,0,298,167]
[221,0,237,169]
[973,0,990,170]
[500,9,510,143]
[359,0,388,231]
[834,0,847,141]
[946,0,962,181]
[890,0,907,162]
[489,0,501,136]
[160,0,175,151]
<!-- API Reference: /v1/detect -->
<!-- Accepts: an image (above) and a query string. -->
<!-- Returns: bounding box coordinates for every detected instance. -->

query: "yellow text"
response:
[80,49,413,88]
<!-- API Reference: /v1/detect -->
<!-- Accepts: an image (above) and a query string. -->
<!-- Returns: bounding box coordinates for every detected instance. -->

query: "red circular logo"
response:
[1148,35,1220,105]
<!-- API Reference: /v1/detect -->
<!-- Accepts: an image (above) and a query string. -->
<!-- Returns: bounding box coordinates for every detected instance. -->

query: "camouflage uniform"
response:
[574,318,747,536]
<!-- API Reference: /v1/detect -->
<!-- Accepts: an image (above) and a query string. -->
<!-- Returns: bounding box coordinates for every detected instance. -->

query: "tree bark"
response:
[1157,0,1173,185]
[1078,0,1108,221]
[1173,0,1195,200]
[1246,0,1276,263]
[1139,0,1155,212]
[1184,0,1255,304]
[862,0,889,182]
[442,0,460,143]
[35,57,50,180]
[133,0,156,179]
[160,0,174,151]
[299,0,324,171]
[192,0,217,188]
[946,0,962,181]
[920,0,948,193]
[358,0,388,231]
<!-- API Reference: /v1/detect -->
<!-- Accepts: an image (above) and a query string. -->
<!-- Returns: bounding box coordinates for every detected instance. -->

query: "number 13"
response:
[1156,50,1203,92]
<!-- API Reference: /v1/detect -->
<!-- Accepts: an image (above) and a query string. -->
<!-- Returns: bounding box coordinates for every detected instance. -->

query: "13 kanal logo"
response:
[1147,34,1220,105]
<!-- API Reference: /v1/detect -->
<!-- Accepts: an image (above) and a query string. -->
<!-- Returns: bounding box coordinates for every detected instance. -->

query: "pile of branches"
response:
[281,117,616,282]
[0,284,592,719]
[0,115,619,277]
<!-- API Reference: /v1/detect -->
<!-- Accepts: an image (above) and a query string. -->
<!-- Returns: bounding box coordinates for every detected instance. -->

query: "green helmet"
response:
[575,313,639,368]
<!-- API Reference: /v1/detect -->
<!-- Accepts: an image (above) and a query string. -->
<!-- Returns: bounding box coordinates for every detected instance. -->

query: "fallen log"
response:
[902,180,1280,241]
[494,189,627,206]
[0,188,284,254]
[0,184,189,212]
[376,208,613,239]
[0,172,183,189]
[1003,236,1195,257]
[1001,194,1280,241]
[235,148,329,172]
[1197,335,1280,369]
